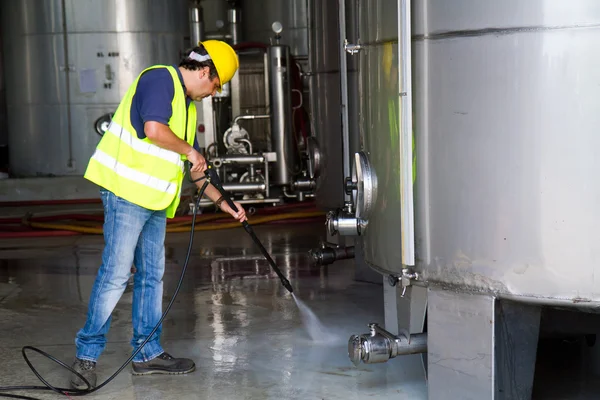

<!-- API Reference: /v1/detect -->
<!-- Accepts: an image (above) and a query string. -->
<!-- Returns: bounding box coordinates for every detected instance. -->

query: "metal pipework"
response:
[212,154,265,167]
[228,8,241,45]
[309,244,355,266]
[268,44,295,185]
[196,197,281,208]
[233,114,270,125]
[283,187,315,200]
[292,179,316,191]
[222,183,266,193]
[348,323,427,366]
[189,1,205,45]
[326,208,361,236]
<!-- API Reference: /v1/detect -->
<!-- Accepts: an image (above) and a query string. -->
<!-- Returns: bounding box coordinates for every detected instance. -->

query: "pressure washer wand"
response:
[204,165,294,293]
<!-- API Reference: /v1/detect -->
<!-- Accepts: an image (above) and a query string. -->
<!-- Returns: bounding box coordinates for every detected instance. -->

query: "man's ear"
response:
[201,66,210,79]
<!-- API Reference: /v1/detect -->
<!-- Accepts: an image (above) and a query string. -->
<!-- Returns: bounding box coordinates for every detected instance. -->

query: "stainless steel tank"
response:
[348,0,600,307]
[0,0,187,177]
[412,0,600,306]
[345,1,600,397]
[241,0,308,56]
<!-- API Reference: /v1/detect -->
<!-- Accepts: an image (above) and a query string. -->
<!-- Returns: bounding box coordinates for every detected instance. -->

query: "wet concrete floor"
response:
[0,221,426,400]
[1,218,600,399]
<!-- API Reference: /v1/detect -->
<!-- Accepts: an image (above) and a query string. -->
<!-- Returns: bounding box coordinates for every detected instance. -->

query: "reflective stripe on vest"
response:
[102,121,183,171]
[91,149,178,195]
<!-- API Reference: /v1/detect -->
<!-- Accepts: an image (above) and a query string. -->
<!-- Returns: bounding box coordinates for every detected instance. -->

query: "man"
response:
[70,40,246,390]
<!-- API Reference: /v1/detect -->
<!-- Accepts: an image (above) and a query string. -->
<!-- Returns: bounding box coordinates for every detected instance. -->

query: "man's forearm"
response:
[190,170,222,202]
[202,183,222,203]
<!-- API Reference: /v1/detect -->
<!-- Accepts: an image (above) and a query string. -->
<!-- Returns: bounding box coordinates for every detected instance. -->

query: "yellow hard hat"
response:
[200,40,239,89]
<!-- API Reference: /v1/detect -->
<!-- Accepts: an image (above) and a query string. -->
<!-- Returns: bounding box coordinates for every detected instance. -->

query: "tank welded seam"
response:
[413,23,600,41]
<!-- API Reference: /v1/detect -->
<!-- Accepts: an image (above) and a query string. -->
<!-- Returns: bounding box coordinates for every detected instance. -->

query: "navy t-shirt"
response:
[130,66,200,151]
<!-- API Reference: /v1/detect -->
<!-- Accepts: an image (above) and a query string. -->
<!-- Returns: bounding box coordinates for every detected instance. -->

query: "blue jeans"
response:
[75,190,166,363]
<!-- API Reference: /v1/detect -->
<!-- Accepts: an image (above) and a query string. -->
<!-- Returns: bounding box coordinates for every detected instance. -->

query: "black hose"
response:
[0,164,295,399]
[0,179,211,400]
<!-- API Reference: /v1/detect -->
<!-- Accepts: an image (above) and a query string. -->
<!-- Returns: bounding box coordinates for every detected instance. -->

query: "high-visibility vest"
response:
[84,65,197,218]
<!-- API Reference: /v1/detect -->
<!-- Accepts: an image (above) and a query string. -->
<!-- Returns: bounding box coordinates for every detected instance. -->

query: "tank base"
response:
[427,287,541,400]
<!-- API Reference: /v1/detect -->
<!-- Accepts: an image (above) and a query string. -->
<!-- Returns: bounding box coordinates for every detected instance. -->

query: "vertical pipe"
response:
[338,0,351,201]
[228,8,241,45]
[345,0,360,163]
[189,0,205,45]
[229,8,241,121]
[268,45,294,185]
[399,0,415,266]
[60,0,74,169]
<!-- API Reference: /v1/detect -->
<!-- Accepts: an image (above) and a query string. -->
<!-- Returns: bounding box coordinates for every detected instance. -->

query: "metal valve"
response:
[388,268,419,297]
[344,39,363,55]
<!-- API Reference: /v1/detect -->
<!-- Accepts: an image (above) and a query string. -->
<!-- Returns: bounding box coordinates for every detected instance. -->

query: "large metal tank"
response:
[348,0,600,307]
[1,0,187,177]
[344,1,600,398]
[241,0,308,57]
[412,0,600,305]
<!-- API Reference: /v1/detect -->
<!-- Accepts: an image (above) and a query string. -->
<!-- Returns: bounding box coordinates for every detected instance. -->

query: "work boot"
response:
[132,352,196,376]
[70,358,97,390]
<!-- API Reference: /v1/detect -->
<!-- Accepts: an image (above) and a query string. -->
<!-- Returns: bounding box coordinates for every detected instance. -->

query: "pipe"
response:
[204,33,232,41]
[212,154,265,166]
[60,0,74,169]
[221,183,266,193]
[233,114,270,125]
[237,138,253,155]
[292,179,316,191]
[268,44,295,185]
[229,7,242,118]
[325,208,360,236]
[189,0,205,45]
[338,0,351,199]
[309,245,355,266]
[196,197,282,207]
[228,8,242,45]
[398,0,415,266]
[348,323,427,366]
